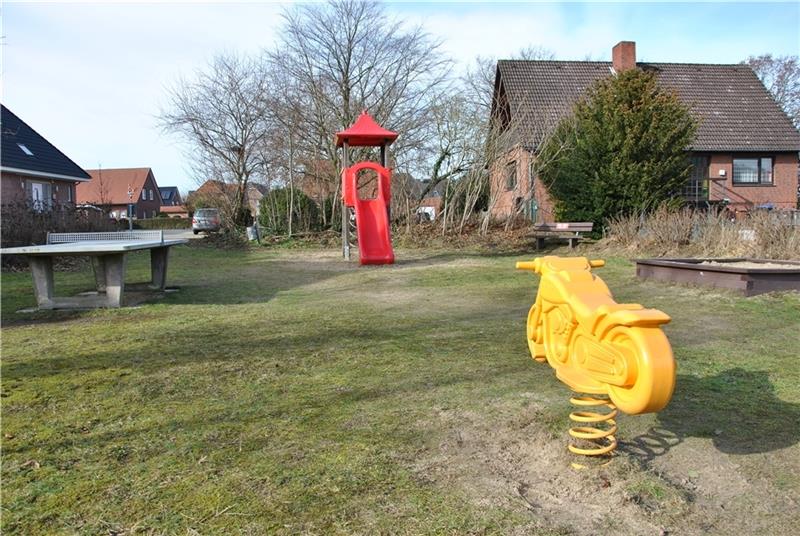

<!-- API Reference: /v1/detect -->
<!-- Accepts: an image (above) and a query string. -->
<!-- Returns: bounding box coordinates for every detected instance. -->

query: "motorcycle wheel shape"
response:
[602,326,676,415]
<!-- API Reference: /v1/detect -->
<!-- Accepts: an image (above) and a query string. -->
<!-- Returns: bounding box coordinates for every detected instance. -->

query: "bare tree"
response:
[463,46,555,115]
[160,53,272,227]
[414,93,482,206]
[94,167,112,211]
[745,54,800,127]
[431,46,559,234]
[266,0,452,227]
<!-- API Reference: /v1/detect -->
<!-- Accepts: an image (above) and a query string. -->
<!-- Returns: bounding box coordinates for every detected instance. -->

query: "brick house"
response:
[76,167,163,219]
[490,41,800,222]
[1,105,91,209]
[296,158,337,207]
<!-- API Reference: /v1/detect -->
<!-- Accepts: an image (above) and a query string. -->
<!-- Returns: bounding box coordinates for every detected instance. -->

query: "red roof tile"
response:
[77,168,157,205]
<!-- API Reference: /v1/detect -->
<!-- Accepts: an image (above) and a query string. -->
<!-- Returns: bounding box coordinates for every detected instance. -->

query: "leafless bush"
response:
[643,207,695,250]
[1,202,118,249]
[603,207,800,259]
[750,211,800,259]
[688,210,745,257]
[604,212,643,250]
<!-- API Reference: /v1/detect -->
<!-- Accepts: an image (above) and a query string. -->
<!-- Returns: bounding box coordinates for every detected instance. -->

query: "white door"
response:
[31,182,45,211]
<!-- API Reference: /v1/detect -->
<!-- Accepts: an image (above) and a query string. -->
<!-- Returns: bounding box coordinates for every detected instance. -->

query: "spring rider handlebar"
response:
[516,256,676,468]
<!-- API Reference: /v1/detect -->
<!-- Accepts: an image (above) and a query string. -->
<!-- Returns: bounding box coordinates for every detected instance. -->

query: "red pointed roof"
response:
[335,111,397,147]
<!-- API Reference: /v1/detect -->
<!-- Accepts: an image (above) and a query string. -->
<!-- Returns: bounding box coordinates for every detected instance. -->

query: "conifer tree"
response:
[538,69,697,228]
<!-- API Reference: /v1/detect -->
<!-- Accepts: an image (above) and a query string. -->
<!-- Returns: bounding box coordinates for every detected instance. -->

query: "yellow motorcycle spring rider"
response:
[516,256,676,468]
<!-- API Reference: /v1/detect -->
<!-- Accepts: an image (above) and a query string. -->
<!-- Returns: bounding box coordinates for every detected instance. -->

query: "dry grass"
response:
[603,207,800,259]
[2,246,799,535]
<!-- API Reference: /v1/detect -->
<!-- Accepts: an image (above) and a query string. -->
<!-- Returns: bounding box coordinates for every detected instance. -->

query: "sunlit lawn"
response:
[2,244,799,534]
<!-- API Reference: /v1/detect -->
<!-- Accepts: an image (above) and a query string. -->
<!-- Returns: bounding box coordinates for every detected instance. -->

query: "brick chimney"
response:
[612,41,636,72]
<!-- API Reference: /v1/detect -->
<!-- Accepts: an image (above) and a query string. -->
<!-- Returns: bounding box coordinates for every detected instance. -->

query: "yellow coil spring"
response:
[568,394,618,469]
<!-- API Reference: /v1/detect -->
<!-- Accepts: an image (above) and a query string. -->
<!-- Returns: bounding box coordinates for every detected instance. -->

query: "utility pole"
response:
[127,185,134,231]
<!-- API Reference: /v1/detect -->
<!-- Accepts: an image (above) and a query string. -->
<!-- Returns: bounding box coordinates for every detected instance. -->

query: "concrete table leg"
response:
[29,256,55,309]
[103,254,127,308]
[91,256,107,291]
[150,246,170,290]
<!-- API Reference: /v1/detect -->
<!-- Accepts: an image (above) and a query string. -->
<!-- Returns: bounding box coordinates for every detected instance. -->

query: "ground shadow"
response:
[618,426,683,464]
[392,245,569,268]
[2,255,345,326]
[626,369,800,459]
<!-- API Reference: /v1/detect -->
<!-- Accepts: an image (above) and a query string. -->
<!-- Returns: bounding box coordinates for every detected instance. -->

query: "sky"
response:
[3,1,799,194]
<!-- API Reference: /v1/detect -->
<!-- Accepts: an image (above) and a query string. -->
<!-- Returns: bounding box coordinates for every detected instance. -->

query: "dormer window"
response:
[18,143,34,156]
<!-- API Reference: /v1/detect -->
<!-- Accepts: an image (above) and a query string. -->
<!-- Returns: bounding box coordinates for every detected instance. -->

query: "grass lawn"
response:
[2,243,799,535]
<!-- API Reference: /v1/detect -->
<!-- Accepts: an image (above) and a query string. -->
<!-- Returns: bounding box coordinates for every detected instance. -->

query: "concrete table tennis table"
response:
[1,231,188,309]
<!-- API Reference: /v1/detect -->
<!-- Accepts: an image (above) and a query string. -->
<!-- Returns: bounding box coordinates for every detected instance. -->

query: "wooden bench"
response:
[532,222,594,249]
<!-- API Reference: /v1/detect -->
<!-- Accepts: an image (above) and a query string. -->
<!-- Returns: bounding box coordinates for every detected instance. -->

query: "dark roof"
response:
[1,104,91,181]
[495,61,800,152]
[159,186,179,200]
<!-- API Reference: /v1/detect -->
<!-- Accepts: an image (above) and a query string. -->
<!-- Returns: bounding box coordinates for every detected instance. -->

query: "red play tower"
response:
[336,111,397,265]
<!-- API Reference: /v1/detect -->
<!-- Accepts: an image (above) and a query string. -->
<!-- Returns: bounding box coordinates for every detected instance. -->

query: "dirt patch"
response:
[414,401,798,535]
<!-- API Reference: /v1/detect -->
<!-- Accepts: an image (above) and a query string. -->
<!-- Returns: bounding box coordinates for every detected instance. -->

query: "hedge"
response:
[128,218,192,230]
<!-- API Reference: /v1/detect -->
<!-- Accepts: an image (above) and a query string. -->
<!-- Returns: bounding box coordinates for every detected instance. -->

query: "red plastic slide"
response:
[344,162,395,265]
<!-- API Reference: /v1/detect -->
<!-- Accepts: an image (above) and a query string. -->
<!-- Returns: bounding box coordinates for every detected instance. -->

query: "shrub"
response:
[538,69,697,230]
[134,218,191,230]
[603,207,800,259]
[258,188,323,235]
[1,202,119,248]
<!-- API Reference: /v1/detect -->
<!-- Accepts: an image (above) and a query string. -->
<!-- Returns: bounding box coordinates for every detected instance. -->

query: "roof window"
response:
[18,143,34,156]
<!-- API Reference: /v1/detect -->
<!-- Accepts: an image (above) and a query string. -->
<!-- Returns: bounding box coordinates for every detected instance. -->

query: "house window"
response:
[142,190,147,200]
[505,161,517,191]
[682,155,710,200]
[733,157,773,185]
[28,181,51,212]
[149,189,154,201]
[66,184,72,202]
[18,143,34,156]
[529,162,536,188]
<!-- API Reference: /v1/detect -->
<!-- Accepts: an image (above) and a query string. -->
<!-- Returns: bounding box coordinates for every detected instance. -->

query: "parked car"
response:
[192,208,221,234]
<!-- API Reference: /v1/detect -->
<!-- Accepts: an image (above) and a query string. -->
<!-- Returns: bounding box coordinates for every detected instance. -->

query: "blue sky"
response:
[3,1,799,194]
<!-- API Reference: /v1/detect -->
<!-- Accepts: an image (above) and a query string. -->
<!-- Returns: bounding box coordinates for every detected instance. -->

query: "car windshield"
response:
[196,209,218,217]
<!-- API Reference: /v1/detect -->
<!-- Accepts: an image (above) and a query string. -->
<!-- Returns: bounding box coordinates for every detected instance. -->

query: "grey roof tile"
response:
[496,60,800,152]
